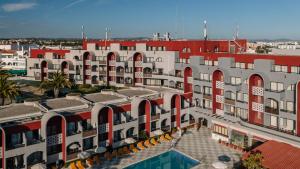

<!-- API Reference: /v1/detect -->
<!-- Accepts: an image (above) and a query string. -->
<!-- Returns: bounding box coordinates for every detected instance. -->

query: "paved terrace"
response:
[0,104,42,122]
[95,128,241,169]
[40,98,87,110]
[116,89,154,97]
[83,93,123,103]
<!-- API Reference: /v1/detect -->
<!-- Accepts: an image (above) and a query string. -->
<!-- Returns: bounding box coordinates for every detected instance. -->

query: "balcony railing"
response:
[67,151,81,161]
[265,106,279,115]
[224,98,235,105]
[27,137,44,146]
[151,113,160,121]
[82,128,97,138]
[27,160,45,169]
[143,73,152,78]
[203,94,212,100]
[161,125,170,132]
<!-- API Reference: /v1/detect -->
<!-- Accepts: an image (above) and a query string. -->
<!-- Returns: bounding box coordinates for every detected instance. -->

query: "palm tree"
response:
[0,75,19,106]
[40,71,71,98]
[243,151,264,169]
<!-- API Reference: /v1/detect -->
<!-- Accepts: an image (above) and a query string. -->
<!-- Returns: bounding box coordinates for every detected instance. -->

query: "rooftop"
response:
[83,93,122,103]
[117,89,154,97]
[243,140,300,169]
[41,98,86,110]
[0,104,41,121]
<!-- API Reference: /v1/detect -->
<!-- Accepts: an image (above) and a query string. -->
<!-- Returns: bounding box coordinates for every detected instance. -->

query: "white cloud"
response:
[2,2,37,12]
[63,0,87,9]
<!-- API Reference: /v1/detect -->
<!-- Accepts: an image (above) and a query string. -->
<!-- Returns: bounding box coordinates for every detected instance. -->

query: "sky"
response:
[0,0,300,39]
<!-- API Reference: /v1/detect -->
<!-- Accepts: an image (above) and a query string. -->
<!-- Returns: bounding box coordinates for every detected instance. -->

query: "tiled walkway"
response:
[95,128,242,169]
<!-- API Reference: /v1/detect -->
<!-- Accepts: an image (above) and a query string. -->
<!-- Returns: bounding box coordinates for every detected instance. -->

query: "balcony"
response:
[47,133,62,146]
[161,125,170,132]
[203,94,212,100]
[138,115,146,124]
[114,120,126,126]
[116,72,124,76]
[252,86,264,96]
[224,98,235,105]
[82,128,97,138]
[98,123,109,134]
[6,142,25,150]
[99,60,106,65]
[151,113,160,121]
[265,106,279,115]
[27,137,44,146]
[67,130,81,137]
[216,81,224,89]
[67,150,81,161]
[143,73,152,78]
[27,160,45,169]
[99,71,106,75]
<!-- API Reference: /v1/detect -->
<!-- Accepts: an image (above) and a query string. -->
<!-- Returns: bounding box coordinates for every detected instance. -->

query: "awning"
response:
[94,146,106,154]
[69,143,80,150]
[124,138,136,144]
[78,151,93,159]
[153,129,164,136]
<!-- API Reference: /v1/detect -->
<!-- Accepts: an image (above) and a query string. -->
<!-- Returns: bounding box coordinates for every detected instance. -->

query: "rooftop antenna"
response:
[81,25,86,41]
[204,20,208,40]
[105,27,111,41]
[234,25,239,40]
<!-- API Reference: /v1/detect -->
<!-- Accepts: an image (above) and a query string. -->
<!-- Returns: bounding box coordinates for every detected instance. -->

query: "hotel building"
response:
[1,37,299,168]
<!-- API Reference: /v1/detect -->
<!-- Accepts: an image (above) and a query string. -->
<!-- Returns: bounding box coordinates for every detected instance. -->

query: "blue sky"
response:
[0,0,300,39]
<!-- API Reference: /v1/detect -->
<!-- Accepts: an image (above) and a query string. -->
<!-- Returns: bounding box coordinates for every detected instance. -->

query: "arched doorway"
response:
[184,67,193,93]
[249,74,264,125]
[98,107,113,146]
[41,60,48,81]
[171,94,181,128]
[212,70,224,115]
[133,52,143,86]
[46,116,66,162]
[138,100,151,136]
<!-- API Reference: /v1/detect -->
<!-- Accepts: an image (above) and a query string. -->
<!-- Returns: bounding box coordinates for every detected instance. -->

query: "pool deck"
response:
[93,128,241,169]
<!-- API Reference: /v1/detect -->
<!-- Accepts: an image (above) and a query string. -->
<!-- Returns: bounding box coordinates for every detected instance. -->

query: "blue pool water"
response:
[123,150,199,169]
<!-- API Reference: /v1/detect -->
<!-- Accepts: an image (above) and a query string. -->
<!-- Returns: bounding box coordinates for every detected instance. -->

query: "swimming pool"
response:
[123,150,199,169]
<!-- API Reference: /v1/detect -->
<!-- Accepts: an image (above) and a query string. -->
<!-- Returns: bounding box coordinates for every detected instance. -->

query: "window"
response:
[270,115,278,127]
[287,84,295,91]
[291,66,300,73]
[231,77,242,85]
[286,102,294,112]
[204,60,213,66]
[270,82,284,92]
[200,73,211,81]
[248,63,254,69]
[235,62,246,69]
[203,86,212,95]
[273,65,288,72]
[213,125,228,136]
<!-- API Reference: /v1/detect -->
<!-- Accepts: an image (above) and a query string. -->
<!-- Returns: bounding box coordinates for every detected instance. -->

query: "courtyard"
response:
[94,127,242,169]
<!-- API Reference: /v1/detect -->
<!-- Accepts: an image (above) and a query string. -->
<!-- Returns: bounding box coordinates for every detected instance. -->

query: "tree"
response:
[243,151,264,169]
[0,75,19,106]
[40,71,71,98]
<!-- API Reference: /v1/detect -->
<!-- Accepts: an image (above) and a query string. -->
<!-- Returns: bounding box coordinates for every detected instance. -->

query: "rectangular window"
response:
[286,102,294,112]
[270,82,284,92]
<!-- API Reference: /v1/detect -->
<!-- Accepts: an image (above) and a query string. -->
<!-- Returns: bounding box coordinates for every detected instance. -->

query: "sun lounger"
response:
[76,161,85,169]
[165,133,173,140]
[150,138,159,145]
[144,140,153,147]
[137,141,146,150]
[129,144,139,153]
[69,162,78,169]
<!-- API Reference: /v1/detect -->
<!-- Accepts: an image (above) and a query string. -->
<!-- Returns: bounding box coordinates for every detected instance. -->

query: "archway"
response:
[212,70,224,115]
[184,67,193,93]
[171,94,181,128]
[249,74,264,125]
[40,60,48,81]
[138,100,151,136]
